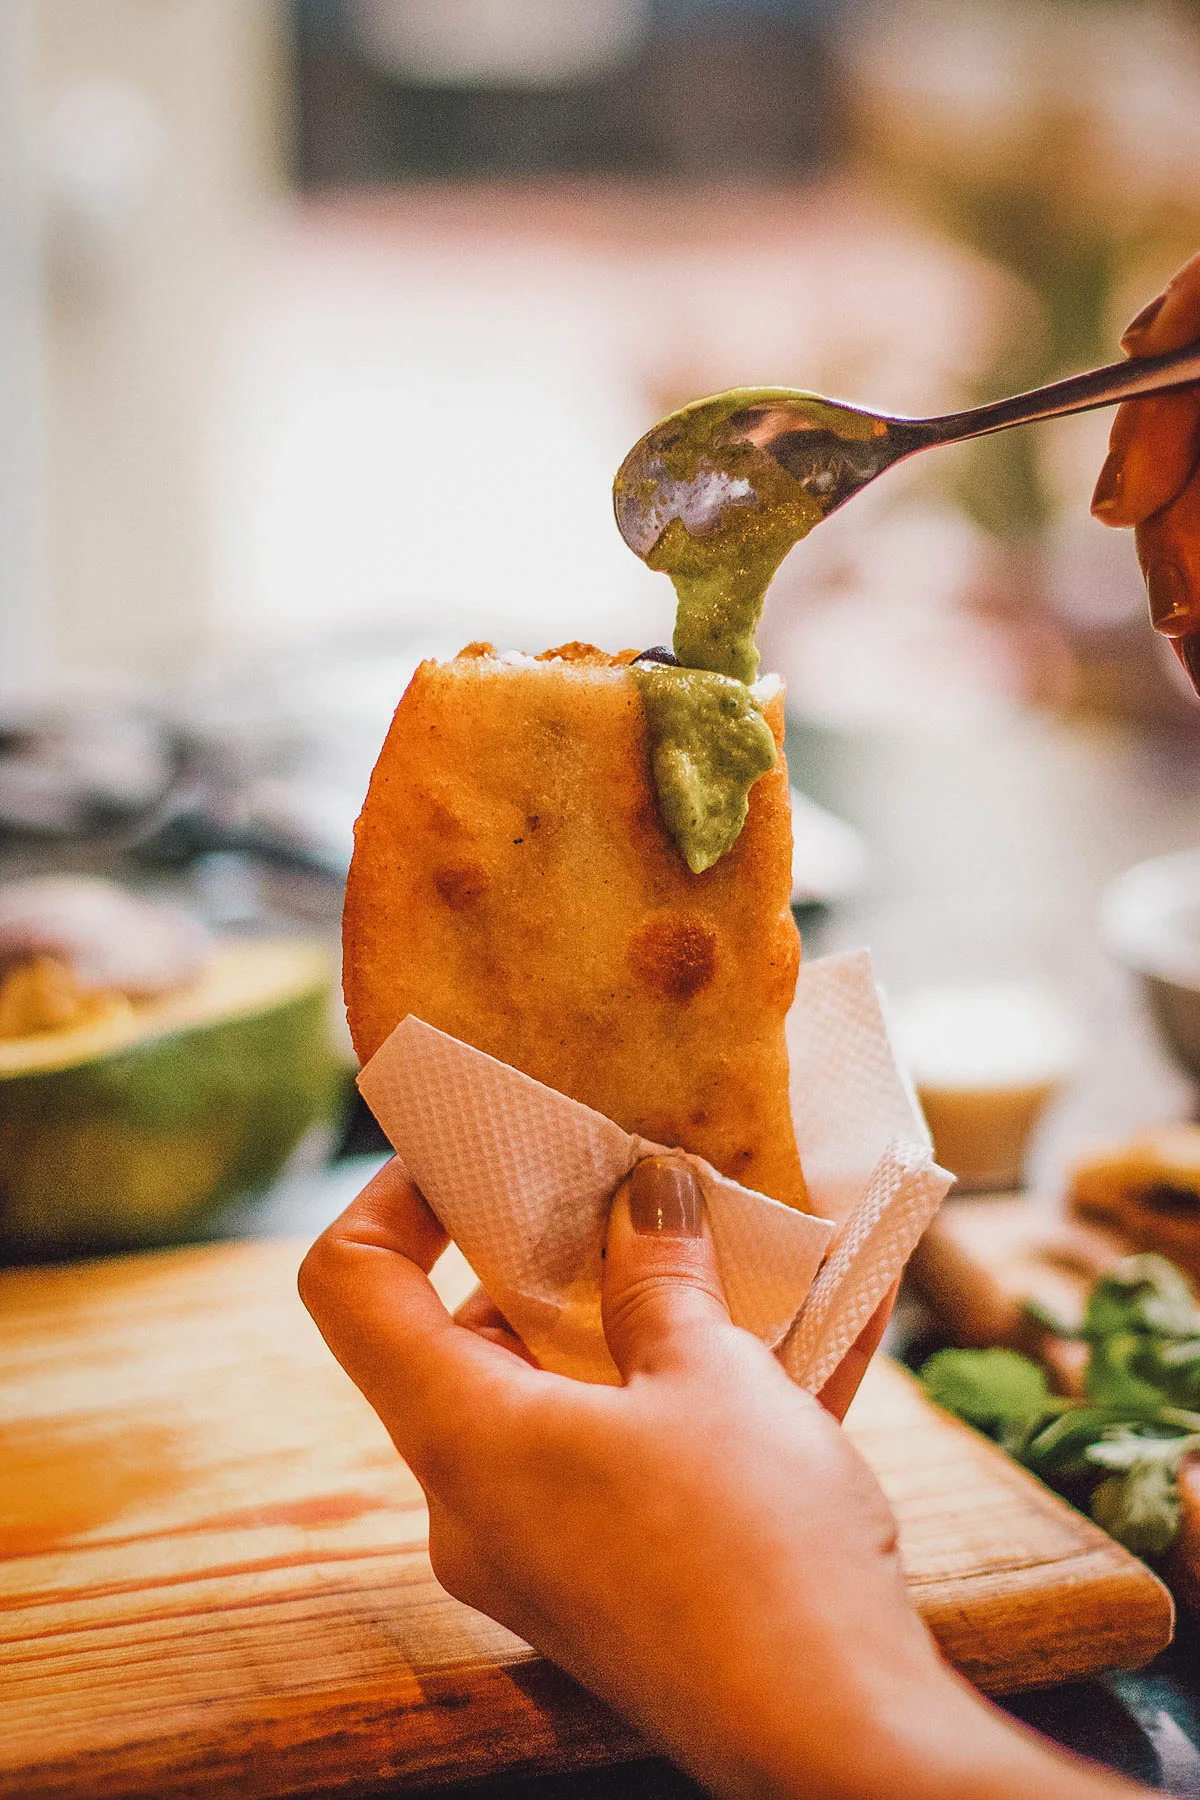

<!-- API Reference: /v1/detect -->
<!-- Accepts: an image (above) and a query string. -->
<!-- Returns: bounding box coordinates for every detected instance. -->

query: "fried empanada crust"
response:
[343,644,806,1208]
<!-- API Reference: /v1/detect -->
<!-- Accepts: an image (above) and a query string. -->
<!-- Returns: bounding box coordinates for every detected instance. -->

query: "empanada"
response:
[343,641,806,1209]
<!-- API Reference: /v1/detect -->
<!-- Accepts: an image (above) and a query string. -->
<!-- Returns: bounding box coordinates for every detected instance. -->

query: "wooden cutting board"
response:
[0,1238,1173,1800]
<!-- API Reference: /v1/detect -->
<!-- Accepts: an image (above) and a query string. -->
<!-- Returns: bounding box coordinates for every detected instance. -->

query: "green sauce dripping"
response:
[631,664,778,875]
[617,386,883,872]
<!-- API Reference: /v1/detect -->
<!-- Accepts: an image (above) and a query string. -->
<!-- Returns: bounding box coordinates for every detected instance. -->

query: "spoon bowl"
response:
[614,342,1200,570]
[613,387,929,561]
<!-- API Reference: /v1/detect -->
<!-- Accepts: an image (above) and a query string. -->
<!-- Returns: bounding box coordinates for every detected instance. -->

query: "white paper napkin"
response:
[357,950,953,1391]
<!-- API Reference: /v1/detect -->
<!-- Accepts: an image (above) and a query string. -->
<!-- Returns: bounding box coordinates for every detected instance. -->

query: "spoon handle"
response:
[916,340,1200,447]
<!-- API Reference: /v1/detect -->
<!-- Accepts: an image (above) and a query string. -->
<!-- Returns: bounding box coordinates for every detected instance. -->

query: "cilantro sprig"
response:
[919,1255,1200,1559]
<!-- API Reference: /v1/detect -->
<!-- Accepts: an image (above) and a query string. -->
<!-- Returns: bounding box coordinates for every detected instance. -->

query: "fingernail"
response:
[1173,632,1200,700]
[1147,561,1191,633]
[628,1156,703,1236]
[1091,451,1124,514]
[1121,292,1165,352]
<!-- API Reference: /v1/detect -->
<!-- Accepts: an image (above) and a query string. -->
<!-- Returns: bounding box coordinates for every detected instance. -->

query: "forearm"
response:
[538,1490,1151,1800]
[857,1671,1147,1800]
[649,1652,1148,1800]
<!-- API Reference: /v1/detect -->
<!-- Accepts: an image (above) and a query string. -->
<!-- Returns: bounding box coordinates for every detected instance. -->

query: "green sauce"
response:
[631,664,778,874]
[615,386,884,871]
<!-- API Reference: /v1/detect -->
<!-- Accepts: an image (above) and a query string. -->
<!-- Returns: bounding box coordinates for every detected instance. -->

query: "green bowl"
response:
[0,938,345,1259]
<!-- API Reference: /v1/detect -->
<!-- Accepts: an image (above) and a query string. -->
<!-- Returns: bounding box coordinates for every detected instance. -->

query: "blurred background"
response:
[3,0,1200,1250]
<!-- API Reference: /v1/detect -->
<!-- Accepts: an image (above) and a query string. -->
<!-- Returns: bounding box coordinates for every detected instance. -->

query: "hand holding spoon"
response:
[613,342,1200,687]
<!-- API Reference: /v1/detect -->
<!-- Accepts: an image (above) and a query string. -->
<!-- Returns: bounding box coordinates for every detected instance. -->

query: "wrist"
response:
[702,1654,1144,1800]
[865,1673,1144,1800]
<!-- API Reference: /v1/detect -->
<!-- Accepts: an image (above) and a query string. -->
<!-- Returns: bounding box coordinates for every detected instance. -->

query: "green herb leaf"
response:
[920,1348,1054,1435]
[1084,1428,1195,1472]
[1134,1337,1200,1410]
[1083,1255,1200,1343]
[1085,1332,1172,1411]
[1090,1456,1182,1558]
[1022,1407,1162,1481]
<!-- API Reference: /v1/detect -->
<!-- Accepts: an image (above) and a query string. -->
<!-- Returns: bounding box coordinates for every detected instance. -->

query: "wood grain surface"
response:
[0,1238,1174,1800]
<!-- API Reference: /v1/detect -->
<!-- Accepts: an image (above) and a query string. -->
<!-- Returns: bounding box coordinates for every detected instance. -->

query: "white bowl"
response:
[1100,850,1200,1083]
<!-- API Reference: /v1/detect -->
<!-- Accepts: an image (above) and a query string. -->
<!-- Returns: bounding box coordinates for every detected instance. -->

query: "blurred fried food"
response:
[0,877,211,998]
[1069,1124,1200,1280]
[0,957,129,1040]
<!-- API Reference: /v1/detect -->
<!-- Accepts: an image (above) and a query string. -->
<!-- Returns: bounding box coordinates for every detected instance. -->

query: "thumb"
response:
[601,1155,733,1381]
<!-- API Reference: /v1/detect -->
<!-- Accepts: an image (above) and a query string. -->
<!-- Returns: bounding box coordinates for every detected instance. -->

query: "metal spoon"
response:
[613,341,1200,562]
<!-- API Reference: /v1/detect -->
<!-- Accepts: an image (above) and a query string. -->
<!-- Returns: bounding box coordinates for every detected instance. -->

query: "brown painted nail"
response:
[1121,292,1166,352]
[1091,451,1124,514]
[628,1156,703,1237]
[1173,632,1200,700]
[1147,561,1191,634]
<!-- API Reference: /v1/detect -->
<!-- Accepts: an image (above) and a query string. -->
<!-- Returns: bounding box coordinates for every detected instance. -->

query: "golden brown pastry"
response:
[1068,1125,1200,1280]
[343,642,807,1209]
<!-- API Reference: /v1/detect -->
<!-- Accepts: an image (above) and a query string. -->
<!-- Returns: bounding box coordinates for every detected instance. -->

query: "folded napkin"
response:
[358,950,953,1391]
